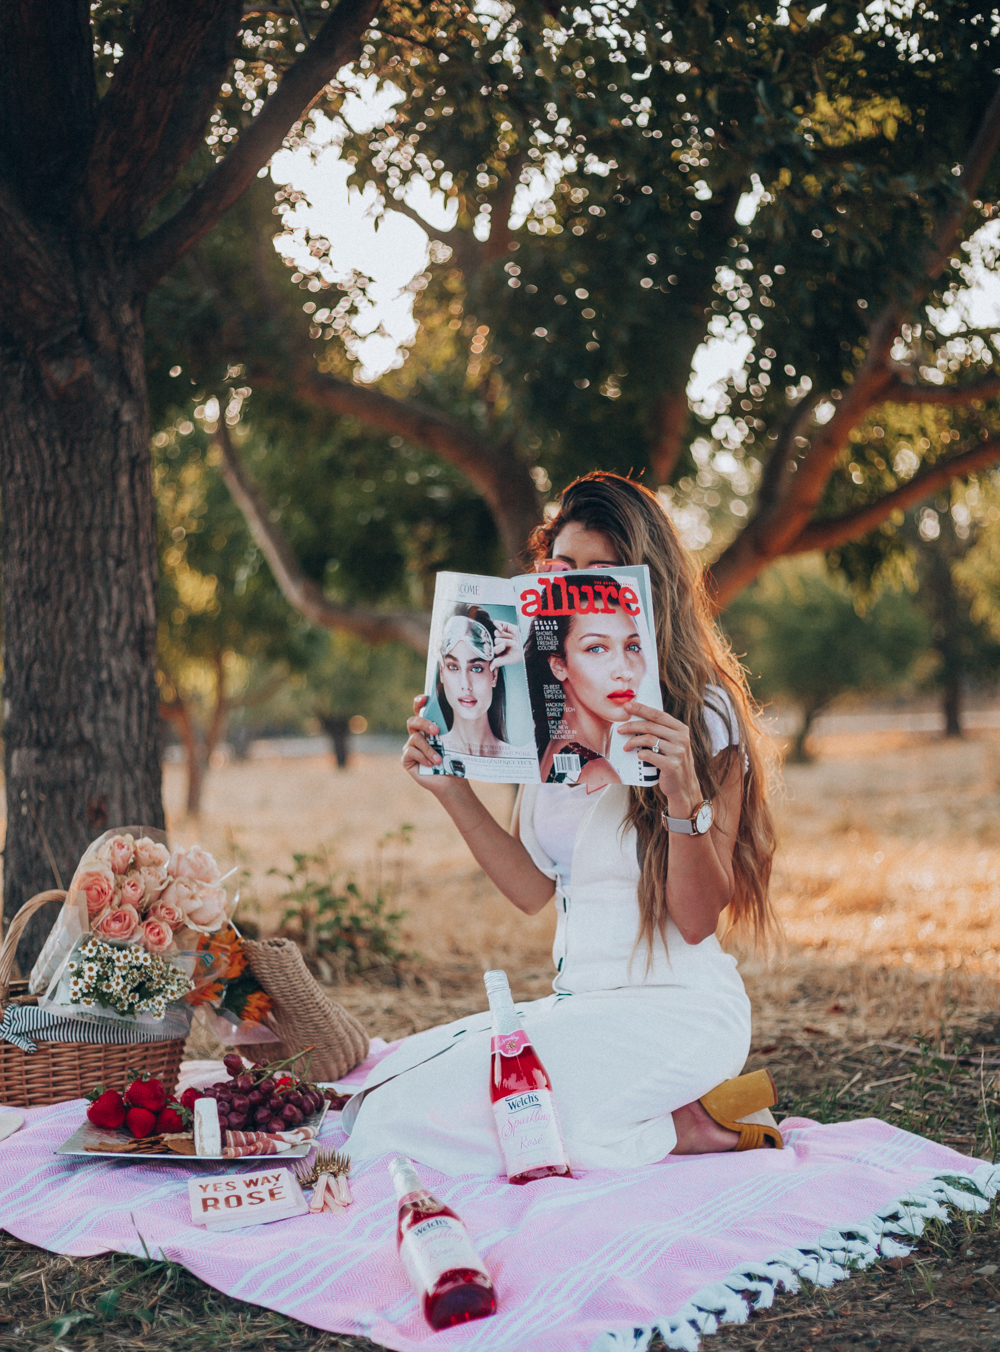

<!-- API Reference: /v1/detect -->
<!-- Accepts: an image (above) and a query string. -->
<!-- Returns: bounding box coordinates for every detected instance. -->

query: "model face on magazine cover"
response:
[548,608,647,727]
[440,640,498,727]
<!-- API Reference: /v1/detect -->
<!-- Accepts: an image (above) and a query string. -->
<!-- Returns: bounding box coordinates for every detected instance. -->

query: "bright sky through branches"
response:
[273,100,1000,406]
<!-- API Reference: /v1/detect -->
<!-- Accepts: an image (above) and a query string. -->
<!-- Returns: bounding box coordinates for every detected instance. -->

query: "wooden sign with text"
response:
[188,1167,308,1232]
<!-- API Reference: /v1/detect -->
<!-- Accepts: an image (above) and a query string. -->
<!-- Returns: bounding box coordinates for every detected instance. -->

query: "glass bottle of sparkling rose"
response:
[388,1156,497,1330]
[484,969,572,1185]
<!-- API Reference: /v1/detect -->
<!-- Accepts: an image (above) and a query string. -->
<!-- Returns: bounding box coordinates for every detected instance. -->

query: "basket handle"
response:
[0,890,68,1001]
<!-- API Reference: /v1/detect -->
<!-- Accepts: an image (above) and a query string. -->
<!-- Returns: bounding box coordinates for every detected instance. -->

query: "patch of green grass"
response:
[0,1238,382,1352]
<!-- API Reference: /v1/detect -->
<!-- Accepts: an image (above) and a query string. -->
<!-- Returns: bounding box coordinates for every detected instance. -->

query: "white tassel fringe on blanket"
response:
[589,1161,1000,1352]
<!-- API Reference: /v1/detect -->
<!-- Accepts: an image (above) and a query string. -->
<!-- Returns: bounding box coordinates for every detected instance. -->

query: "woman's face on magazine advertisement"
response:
[548,608,647,724]
[440,639,497,722]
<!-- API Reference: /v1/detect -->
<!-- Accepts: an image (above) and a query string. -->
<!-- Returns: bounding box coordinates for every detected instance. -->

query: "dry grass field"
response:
[4,729,1000,1352]
[167,728,1000,1047]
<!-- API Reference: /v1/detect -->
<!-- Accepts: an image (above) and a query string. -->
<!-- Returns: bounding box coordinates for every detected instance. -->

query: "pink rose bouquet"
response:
[118,874,146,909]
[139,917,173,953]
[30,825,237,1012]
[77,867,116,920]
[169,845,221,885]
[80,832,231,953]
[93,904,140,941]
[147,901,185,929]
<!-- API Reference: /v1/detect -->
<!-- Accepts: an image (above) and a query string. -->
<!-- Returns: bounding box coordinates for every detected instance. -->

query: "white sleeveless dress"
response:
[343,690,751,1175]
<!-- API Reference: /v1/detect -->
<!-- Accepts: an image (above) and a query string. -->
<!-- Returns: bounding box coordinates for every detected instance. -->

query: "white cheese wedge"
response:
[193,1098,222,1156]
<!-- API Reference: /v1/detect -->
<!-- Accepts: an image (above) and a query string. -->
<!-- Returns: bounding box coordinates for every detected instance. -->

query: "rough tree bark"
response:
[0,0,381,969]
[0,275,163,963]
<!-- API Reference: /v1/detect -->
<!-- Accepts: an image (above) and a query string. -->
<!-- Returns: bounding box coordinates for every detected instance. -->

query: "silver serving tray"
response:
[55,1100,329,1162]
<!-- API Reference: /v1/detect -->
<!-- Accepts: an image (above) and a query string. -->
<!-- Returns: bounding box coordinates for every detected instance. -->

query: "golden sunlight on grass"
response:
[168,730,999,1046]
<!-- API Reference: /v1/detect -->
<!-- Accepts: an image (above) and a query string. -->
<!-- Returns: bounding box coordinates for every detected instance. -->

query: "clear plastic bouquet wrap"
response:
[28,828,275,1044]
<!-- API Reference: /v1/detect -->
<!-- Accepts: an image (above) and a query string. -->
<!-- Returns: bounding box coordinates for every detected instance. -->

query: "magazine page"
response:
[419,572,540,784]
[511,566,663,788]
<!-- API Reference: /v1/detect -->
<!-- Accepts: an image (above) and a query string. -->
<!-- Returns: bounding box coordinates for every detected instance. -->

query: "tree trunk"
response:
[320,715,351,769]
[942,675,963,739]
[203,651,229,774]
[790,704,823,763]
[1,280,163,971]
[162,700,206,817]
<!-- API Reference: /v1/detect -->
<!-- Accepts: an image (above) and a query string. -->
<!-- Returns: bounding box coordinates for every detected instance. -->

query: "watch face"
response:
[695,802,714,834]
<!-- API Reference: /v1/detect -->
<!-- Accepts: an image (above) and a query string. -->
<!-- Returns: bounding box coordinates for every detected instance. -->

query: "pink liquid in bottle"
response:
[484,969,572,1185]
[389,1156,497,1330]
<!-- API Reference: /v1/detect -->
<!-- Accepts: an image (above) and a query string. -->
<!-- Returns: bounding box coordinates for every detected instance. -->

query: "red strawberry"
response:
[124,1075,166,1113]
[156,1103,190,1134]
[125,1106,158,1138]
[179,1087,203,1111]
[86,1089,127,1130]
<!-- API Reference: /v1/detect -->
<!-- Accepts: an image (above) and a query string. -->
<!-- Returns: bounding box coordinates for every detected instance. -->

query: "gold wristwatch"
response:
[661,799,714,836]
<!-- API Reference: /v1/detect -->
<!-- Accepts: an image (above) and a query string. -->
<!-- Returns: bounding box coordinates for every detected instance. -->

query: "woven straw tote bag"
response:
[239,937,369,1082]
[0,891,185,1108]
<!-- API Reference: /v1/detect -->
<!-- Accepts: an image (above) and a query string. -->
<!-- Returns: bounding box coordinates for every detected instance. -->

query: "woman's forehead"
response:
[567,608,639,639]
[444,639,482,662]
[551,522,619,563]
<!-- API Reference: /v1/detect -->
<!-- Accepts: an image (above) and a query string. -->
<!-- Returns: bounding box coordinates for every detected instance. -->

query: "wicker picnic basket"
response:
[0,890,186,1108]
[239,937,369,1082]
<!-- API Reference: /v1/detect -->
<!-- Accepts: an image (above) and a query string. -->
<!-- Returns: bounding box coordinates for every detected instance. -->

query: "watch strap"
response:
[661,812,696,834]
[661,800,713,835]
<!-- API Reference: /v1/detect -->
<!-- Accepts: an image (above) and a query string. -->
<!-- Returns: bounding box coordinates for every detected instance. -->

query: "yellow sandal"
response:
[699,1069,784,1150]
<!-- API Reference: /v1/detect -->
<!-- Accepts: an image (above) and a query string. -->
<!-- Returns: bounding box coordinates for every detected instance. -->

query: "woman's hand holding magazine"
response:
[616,701,703,810]
[402,696,457,791]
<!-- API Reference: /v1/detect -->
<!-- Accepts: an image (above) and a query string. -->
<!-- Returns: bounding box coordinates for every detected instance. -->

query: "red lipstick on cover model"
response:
[607,689,635,705]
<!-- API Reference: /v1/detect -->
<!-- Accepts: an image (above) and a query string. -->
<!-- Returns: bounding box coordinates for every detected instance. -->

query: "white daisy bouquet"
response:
[65,934,194,1019]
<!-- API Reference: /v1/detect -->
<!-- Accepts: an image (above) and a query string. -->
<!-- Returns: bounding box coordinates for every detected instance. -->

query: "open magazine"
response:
[420,567,663,786]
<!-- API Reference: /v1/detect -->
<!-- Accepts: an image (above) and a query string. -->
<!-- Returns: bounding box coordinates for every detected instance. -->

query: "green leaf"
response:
[52,1311,94,1336]
[96,1289,120,1318]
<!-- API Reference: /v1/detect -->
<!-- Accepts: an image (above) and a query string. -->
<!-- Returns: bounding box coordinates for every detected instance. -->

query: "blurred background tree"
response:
[156,431,320,814]
[724,558,930,761]
[258,630,424,767]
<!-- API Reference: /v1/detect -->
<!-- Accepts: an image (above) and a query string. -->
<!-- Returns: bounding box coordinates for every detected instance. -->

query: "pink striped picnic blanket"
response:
[2,1038,997,1352]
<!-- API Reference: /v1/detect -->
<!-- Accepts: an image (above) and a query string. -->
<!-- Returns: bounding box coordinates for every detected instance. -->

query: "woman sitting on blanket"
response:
[344,472,781,1175]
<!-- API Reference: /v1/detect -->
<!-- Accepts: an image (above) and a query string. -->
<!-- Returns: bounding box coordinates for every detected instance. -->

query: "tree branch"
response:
[134,0,381,291]
[880,371,1000,406]
[213,421,431,653]
[648,388,690,484]
[927,82,1000,278]
[293,365,541,566]
[86,0,244,234]
[384,156,525,278]
[787,439,1000,555]
[382,191,483,276]
[710,86,1000,609]
[480,154,526,266]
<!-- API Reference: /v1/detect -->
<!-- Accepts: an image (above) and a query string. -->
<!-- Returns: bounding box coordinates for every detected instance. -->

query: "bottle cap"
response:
[388,1154,424,1199]
[483,969,511,998]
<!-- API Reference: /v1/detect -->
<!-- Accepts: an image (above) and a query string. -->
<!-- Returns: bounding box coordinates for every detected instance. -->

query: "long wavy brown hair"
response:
[524,471,777,954]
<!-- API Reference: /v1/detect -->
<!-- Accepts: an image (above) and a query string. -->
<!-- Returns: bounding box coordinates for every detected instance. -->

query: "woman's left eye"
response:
[585,645,607,655]
[627,642,642,653]
[470,663,485,673]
